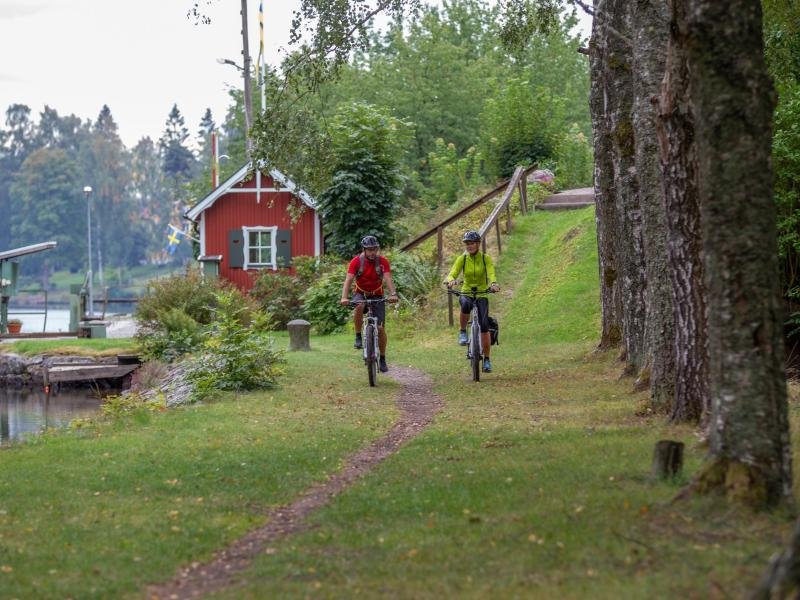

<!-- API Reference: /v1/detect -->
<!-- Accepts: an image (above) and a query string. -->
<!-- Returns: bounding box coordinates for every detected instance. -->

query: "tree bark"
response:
[590,0,623,351]
[656,0,708,423]
[631,0,675,409]
[606,2,647,375]
[686,0,791,507]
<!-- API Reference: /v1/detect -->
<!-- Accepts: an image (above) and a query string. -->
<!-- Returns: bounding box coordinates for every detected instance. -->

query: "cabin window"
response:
[242,226,278,270]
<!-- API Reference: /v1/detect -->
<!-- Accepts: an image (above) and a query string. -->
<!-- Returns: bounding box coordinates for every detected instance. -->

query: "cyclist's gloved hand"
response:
[445,280,455,289]
[490,283,500,293]
[388,294,399,304]
[340,297,350,306]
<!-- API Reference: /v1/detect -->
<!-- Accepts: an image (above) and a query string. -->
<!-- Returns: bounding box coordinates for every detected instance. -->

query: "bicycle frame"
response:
[351,298,387,387]
[447,285,493,382]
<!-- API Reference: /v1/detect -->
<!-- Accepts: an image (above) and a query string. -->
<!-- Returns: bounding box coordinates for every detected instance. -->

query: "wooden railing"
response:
[400,164,536,270]
[400,165,535,325]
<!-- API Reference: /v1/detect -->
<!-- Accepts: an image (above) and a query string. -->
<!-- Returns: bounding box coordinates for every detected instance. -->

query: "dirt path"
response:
[147,365,442,600]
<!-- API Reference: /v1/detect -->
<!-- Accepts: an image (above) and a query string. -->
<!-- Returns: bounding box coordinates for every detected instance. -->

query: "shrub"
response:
[553,124,594,189]
[185,290,284,400]
[302,269,351,335]
[135,270,263,361]
[480,79,564,179]
[250,272,305,329]
[383,251,439,305]
[135,269,218,325]
[136,307,205,362]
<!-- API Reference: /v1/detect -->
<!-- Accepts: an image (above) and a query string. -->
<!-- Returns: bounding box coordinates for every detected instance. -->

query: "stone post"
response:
[287,319,311,351]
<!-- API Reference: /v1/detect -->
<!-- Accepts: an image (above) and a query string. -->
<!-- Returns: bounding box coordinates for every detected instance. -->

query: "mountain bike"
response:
[350,297,388,386]
[447,286,494,382]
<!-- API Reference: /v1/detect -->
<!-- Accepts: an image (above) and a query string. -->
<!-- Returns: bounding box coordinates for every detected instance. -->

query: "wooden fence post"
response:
[448,293,454,327]
[436,226,444,272]
[495,220,502,254]
[519,180,528,215]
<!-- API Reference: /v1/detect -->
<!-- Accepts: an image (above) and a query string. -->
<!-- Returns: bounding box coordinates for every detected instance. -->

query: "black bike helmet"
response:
[462,230,481,243]
[360,235,380,248]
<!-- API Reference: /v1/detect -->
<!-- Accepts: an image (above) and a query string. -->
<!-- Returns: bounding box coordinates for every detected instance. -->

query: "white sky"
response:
[0,0,591,149]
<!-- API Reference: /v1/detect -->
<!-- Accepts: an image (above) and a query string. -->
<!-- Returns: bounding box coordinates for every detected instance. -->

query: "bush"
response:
[553,124,593,189]
[250,272,305,329]
[185,290,284,400]
[135,269,218,325]
[136,307,205,362]
[135,270,263,361]
[302,269,351,335]
[383,251,439,305]
[480,79,564,179]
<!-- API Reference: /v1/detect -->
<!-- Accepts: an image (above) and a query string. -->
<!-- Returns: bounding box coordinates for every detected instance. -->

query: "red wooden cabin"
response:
[185,163,322,291]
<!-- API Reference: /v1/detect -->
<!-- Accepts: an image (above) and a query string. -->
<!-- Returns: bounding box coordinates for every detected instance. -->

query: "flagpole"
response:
[259,0,266,113]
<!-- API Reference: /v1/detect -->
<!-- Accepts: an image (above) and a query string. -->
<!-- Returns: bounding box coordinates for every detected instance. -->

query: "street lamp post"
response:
[83,186,93,317]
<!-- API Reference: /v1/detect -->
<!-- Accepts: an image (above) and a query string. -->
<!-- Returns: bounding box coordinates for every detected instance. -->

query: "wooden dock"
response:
[43,356,141,385]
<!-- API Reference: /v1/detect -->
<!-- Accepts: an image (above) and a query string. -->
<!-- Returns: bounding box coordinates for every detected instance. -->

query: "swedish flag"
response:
[166,224,185,255]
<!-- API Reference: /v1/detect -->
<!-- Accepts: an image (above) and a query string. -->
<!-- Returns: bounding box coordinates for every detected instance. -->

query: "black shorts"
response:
[459,296,490,333]
[353,292,386,325]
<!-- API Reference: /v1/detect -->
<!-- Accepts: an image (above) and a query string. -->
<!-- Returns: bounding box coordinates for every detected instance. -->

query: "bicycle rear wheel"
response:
[470,318,481,382]
[365,324,377,386]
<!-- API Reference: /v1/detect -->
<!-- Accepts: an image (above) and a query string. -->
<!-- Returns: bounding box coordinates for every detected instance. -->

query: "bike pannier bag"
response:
[487,316,499,345]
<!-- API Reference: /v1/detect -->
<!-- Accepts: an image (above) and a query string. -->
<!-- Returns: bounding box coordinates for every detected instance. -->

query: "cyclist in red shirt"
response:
[340,235,399,372]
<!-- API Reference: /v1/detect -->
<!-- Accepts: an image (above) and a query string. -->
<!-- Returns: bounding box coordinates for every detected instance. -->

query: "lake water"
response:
[0,388,104,446]
[6,307,135,334]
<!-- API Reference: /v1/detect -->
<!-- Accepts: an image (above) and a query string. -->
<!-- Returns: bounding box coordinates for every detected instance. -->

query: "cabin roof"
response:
[185,162,316,221]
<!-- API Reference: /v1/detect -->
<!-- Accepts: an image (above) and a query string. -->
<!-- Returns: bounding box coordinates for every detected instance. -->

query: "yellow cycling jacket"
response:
[446,251,497,296]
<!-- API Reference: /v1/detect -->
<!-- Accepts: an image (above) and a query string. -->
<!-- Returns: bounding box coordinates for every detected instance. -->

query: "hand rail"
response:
[400,164,537,253]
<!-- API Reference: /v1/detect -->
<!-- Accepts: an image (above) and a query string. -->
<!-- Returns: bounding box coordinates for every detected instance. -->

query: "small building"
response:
[185,163,322,291]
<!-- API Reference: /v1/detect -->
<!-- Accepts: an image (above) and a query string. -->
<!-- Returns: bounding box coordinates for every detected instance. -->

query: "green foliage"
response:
[250,272,305,329]
[480,79,564,178]
[383,250,439,305]
[137,307,205,362]
[101,391,164,419]
[552,124,594,189]
[249,255,342,329]
[134,270,219,361]
[422,140,484,207]
[185,290,284,401]
[135,269,218,325]
[9,148,86,272]
[317,102,411,256]
[302,269,351,335]
[773,83,800,304]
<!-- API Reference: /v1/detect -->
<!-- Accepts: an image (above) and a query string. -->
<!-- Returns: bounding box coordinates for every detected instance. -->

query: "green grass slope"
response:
[218,208,796,599]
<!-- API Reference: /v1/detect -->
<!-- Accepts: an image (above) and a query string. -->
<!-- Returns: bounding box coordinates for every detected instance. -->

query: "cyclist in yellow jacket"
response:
[445,230,500,372]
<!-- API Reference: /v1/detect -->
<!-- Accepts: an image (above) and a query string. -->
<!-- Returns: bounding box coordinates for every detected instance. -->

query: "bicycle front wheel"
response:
[365,324,377,386]
[470,320,481,382]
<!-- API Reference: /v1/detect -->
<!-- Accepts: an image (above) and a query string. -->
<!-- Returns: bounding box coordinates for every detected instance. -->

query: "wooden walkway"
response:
[538,187,595,210]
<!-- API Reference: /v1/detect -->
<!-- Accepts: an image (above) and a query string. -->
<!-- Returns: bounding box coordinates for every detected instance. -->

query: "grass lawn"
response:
[1,338,137,357]
[0,337,399,598]
[1,208,798,598]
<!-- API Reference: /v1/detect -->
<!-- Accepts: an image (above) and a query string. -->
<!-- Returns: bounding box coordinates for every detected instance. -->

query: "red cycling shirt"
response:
[348,254,391,296]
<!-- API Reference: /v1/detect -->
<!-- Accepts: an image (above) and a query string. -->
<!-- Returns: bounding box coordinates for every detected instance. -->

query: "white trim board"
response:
[185,162,316,221]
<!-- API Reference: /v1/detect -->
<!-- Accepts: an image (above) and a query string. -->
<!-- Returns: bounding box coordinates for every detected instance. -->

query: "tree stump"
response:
[287,319,311,351]
[651,440,684,479]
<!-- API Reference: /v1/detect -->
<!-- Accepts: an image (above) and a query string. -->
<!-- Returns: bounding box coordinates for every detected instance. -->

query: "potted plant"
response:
[7,318,22,334]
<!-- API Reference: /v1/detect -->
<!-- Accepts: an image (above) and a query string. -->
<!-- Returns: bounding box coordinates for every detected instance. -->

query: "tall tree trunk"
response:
[686,0,791,507]
[590,0,623,351]
[656,0,708,423]
[607,2,647,374]
[631,0,675,408]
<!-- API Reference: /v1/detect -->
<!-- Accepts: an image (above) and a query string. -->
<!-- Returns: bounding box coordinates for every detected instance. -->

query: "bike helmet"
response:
[462,230,481,243]
[360,235,380,248]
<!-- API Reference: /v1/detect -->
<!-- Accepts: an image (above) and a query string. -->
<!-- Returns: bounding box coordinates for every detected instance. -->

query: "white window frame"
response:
[242,226,278,271]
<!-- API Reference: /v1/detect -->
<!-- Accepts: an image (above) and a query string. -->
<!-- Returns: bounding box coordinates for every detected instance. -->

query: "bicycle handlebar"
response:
[445,287,495,297]
[348,297,390,307]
